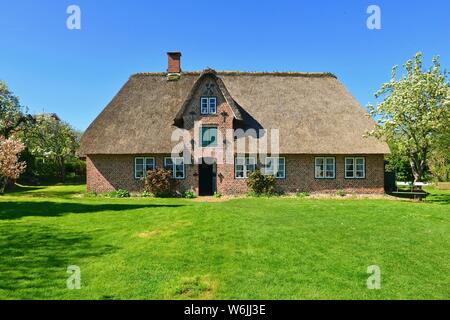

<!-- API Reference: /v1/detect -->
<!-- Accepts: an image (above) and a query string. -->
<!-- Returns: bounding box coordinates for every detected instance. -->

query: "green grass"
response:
[0,184,449,300]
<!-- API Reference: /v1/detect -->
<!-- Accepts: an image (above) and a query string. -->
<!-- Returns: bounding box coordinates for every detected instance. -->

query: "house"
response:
[78,52,389,195]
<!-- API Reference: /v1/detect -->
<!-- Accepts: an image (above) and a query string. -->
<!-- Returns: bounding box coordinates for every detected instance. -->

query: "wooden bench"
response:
[390,182,429,200]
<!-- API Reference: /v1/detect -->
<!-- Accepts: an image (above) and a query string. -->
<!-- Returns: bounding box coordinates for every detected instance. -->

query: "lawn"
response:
[0,185,449,300]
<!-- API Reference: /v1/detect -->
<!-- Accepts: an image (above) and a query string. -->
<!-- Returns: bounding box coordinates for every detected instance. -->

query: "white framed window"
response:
[345,157,365,179]
[315,157,335,179]
[200,97,217,114]
[135,157,155,179]
[235,157,256,179]
[263,157,285,179]
[164,157,185,179]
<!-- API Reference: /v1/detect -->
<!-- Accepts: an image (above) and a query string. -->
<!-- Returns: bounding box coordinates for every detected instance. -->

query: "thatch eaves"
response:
[78,70,389,156]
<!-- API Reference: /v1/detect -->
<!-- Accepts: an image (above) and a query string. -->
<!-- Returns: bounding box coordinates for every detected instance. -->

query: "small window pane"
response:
[201,98,208,114]
[209,97,217,113]
[247,158,256,175]
[173,158,184,179]
[164,158,173,171]
[145,158,155,172]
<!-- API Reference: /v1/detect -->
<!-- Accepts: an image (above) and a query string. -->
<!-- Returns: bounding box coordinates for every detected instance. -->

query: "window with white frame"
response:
[164,157,185,179]
[263,157,285,179]
[345,157,365,178]
[200,97,217,114]
[135,157,155,179]
[315,157,335,179]
[235,157,256,179]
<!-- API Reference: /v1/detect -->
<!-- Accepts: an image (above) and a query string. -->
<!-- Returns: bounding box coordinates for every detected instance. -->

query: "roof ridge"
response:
[131,70,337,78]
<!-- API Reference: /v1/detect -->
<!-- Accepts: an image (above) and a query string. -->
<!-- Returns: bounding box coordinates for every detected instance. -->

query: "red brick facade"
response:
[86,154,385,194]
[85,73,385,195]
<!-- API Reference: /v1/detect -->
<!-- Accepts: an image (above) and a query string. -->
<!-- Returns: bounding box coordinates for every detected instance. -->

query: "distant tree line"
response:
[0,80,84,193]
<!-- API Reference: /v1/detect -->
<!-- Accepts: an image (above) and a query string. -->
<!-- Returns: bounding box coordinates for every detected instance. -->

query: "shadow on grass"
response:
[4,184,84,199]
[0,223,116,298]
[424,193,450,205]
[0,201,185,220]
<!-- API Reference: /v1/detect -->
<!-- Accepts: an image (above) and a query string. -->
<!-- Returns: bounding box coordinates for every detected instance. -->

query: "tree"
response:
[0,80,26,138]
[385,142,414,183]
[428,131,450,182]
[0,136,26,194]
[368,53,450,182]
[24,114,79,181]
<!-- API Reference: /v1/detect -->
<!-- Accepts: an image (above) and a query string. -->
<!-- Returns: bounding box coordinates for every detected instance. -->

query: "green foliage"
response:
[213,192,222,198]
[143,169,173,197]
[247,169,276,195]
[368,53,450,182]
[140,190,153,198]
[21,114,79,181]
[106,189,130,198]
[336,189,346,197]
[83,191,98,198]
[428,132,450,182]
[296,191,310,198]
[385,142,414,182]
[0,80,25,138]
[183,190,195,199]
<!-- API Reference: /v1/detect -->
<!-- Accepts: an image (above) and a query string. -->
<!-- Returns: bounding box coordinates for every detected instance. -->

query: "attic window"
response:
[200,97,217,115]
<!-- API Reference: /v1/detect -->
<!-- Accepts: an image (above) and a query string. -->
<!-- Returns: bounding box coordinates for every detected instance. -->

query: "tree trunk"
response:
[60,157,66,182]
[0,176,7,195]
[409,156,423,182]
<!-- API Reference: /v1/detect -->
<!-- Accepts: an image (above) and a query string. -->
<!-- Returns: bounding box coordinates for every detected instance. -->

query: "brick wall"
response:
[86,154,385,194]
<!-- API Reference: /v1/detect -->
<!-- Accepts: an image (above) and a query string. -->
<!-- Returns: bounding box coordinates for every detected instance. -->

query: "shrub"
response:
[213,192,222,198]
[143,169,173,197]
[107,189,130,198]
[140,190,153,198]
[247,170,276,196]
[183,190,195,199]
[296,191,310,198]
[83,191,97,198]
[336,189,346,197]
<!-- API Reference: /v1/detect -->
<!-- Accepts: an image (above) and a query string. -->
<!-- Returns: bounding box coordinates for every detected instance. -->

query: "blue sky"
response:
[0,0,449,131]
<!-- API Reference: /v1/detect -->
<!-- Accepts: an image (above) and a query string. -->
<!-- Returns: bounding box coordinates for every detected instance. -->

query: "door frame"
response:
[198,158,217,196]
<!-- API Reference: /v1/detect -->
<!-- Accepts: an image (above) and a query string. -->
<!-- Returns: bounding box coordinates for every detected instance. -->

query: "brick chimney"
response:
[167,52,181,74]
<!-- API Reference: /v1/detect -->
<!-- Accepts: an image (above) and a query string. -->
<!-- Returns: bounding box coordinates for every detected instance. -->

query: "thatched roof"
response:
[79,70,389,155]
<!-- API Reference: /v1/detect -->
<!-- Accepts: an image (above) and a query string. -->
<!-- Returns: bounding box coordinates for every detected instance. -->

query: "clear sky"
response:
[0,0,449,131]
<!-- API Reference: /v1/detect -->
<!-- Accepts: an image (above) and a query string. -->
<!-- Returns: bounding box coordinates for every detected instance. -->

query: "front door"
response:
[199,160,216,196]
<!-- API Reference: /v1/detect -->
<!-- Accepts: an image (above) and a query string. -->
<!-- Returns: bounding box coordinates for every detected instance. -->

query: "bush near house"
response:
[247,170,276,196]
[143,168,174,197]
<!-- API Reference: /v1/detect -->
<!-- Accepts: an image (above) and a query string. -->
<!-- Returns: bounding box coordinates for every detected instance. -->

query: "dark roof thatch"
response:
[79,70,389,155]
